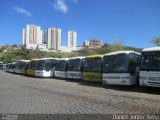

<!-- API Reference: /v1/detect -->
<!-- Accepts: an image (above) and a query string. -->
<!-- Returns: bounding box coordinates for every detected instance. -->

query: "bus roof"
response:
[85,54,104,58]
[17,60,30,62]
[11,62,16,64]
[58,58,69,61]
[30,59,41,61]
[69,56,85,60]
[104,51,140,56]
[142,47,160,52]
[39,58,58,60]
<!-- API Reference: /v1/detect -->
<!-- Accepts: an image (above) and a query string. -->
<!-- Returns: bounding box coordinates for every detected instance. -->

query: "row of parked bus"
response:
[0,62,7,70]
[5,47,160,88]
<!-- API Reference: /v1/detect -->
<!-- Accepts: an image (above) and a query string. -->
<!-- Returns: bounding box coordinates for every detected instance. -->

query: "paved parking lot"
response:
[0,71,160,119]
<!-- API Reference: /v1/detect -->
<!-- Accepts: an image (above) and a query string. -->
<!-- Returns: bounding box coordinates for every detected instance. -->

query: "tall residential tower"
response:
[68,31,77,48]
[22,24,42,49]
[47,28,61,51]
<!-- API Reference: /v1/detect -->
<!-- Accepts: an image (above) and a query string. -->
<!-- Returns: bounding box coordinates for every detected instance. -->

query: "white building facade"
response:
[47,28,61,51]
[22,24,42,49]
[68,31,77,48]
[22,24,81,52]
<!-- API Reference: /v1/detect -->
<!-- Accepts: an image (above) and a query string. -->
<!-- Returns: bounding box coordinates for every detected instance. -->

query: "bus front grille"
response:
[148,77,160,81]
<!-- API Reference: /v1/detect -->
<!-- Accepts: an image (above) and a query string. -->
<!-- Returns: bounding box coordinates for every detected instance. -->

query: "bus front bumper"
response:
[102,73,138,85]
[67,71,82,80]
[140,71,160,87]
[35,70,52,77]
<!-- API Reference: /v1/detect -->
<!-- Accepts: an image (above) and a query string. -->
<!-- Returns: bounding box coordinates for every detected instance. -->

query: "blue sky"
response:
[0,0,160,48]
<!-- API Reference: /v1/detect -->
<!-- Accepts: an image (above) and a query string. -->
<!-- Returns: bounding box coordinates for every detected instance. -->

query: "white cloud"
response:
[13,6,32,17]
[53,0,69,13]
[72,0,78,3]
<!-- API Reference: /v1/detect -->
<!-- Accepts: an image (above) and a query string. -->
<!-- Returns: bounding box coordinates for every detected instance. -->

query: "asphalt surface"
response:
[0,70,160,119]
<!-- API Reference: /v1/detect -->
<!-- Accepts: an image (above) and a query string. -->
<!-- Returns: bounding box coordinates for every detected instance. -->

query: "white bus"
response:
[139,47,160,88]
[7,62,16,73]
[35,58,58,77]
[1,64,7,71]
[27,59,38,76]
[14,60,29,74]
[54,58,69,79]
[103,51,140,85]
[20,60,30,75]
[67,57,84,80]
[6,63,11,72]
[0,61,3,70]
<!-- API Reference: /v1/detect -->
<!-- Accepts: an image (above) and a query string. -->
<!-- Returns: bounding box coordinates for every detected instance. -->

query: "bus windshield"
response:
[44,59,56,71]
[28,61,37,70]
[8,63,15,69]
[16,61,22,69]
[55,60,67,71]
[21,62,28,70]
[103,54,129,73]
[68,59,82,71]
[140,52,160,71]
[24,63,29,70]
[83,58,102,72]
[36,59,56,71]
[36,60,45,70]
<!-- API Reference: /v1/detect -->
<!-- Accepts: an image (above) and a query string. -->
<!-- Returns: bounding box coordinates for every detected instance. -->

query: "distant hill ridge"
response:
[0,44,142,63]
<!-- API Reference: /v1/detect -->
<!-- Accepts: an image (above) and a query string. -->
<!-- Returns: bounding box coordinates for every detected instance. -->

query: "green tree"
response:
[100,47,110,54]
[151,37,160,46]
[75,48,100,56]
[0,52,18,63]
[44,51,71,58]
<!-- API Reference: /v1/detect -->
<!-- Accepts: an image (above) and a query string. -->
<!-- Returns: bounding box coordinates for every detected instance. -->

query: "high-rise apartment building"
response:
[22,24,80,52]
[47,28,61,50]
[68,31,77,48]
[22,29,26,45]
[22,24,42,49]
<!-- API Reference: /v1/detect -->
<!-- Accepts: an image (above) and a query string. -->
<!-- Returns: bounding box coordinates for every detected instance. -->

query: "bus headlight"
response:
[140,80,147,86]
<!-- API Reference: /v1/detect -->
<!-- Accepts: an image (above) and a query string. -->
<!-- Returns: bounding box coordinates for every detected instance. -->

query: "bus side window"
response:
[45,61,51,71]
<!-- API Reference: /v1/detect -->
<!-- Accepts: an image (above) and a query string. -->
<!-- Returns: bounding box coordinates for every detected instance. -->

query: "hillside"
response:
[0,44,142,63]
